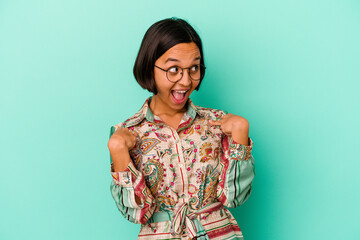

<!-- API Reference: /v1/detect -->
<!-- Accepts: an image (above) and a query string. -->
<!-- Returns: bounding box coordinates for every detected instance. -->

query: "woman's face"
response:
[153,42,201,112]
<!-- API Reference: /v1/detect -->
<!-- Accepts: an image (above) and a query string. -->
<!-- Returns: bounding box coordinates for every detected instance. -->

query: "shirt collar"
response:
[121,96,204,129]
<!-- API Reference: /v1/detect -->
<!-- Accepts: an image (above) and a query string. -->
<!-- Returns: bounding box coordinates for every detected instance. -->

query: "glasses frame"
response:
[154,64,206,83]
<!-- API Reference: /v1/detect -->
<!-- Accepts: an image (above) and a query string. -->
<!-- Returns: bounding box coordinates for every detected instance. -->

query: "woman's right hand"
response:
[108,127,138,172]
[108,127,138,152]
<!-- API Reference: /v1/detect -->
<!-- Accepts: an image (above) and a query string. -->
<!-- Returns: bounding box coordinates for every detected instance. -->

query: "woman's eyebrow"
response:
[165,56,201,63]
[165,58,180,63]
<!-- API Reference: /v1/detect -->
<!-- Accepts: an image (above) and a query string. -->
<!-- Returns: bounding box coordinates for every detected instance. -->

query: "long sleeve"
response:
[216,135,255,208]
[109,126,155,224]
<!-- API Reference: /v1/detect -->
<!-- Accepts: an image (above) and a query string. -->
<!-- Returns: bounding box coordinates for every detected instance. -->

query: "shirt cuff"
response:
[229,137,253,161]
[111,161,138,187]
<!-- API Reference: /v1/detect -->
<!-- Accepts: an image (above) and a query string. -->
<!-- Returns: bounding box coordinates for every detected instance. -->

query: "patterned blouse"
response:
[109,97,255,240]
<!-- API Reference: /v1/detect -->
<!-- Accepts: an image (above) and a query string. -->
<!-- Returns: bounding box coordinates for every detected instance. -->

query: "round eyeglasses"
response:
[154,64,206,83]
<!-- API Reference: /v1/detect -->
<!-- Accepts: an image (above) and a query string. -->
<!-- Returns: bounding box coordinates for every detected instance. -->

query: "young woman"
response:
[108,18,255,240]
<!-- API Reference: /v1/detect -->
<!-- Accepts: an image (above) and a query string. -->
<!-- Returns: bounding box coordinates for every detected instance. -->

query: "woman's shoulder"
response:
[191,102,228,121]
[112,106,147,130]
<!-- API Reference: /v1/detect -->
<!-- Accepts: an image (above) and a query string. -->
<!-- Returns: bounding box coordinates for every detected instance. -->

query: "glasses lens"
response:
[167,66,182,82]
[189,64,202,80]
[165,65,204,82]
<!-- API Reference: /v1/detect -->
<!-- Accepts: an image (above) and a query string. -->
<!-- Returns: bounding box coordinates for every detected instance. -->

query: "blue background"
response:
[1,0,359,239]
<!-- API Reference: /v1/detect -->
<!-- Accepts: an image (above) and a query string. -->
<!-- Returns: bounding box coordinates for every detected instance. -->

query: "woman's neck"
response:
[149,95,185,130]
[149,95,187,117]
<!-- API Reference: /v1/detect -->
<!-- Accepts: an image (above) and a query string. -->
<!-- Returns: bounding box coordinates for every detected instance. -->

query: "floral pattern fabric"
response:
[110,97,255,239]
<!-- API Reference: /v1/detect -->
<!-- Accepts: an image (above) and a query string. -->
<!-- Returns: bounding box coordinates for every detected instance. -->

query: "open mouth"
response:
[171,90,189,104]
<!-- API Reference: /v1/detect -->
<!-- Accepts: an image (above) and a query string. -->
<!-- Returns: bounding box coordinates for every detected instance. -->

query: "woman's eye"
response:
[168,66,179,73]
[190,65,199,72]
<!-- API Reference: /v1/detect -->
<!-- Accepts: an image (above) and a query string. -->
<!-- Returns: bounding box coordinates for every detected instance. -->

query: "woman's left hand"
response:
[209,113,250,146]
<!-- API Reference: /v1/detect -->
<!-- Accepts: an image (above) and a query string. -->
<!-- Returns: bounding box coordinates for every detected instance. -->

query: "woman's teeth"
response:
[172,90,187,101]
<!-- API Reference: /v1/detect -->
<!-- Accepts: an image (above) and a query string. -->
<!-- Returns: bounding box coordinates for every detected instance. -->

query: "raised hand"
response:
[108,127,138,172]
[108,127,138,151]
[209,113,250,145]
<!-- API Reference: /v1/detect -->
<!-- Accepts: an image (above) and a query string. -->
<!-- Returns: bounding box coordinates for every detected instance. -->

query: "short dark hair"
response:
[133,18,205,94]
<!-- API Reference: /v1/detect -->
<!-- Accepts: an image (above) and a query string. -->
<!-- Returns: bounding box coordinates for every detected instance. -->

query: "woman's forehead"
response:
[159,42,201,64]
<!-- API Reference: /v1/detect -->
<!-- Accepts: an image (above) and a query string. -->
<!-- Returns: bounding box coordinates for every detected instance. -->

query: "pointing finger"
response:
[128,129,138,136]
[209,119,222,125]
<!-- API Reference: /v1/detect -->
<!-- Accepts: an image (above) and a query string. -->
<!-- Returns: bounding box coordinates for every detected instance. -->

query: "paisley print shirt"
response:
[109,97,255,240]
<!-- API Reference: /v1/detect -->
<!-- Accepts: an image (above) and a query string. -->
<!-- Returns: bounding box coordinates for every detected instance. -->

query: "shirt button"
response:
[179,164,183,168]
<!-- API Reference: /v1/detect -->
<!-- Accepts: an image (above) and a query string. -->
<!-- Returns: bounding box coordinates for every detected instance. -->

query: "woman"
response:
[108,18,255,240]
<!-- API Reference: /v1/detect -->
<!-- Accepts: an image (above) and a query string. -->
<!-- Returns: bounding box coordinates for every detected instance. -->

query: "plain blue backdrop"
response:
[1,0,359,239]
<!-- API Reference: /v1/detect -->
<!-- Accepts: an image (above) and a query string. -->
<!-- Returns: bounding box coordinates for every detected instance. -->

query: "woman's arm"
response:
[216,135,255,208]
[210,113,255,208]
[108,126,156,224]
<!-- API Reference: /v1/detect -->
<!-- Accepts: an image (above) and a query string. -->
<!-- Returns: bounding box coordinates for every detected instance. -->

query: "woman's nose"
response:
[178,70,191,86]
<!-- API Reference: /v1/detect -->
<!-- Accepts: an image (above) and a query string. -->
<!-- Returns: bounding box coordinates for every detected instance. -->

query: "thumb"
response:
[209,119,222,125]
[126,127,138,136]
[131,130,139,137]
